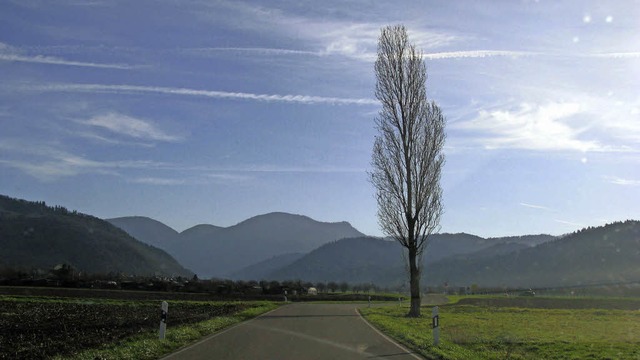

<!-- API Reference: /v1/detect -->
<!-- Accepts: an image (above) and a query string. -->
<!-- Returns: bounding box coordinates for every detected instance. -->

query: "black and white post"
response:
[159,301,168,340]
[432,306,440,346]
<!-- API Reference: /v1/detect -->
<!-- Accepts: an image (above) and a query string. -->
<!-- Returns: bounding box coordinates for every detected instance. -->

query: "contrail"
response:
[423,50,535,60]
[26,83,379,105]
[0,54,134,69]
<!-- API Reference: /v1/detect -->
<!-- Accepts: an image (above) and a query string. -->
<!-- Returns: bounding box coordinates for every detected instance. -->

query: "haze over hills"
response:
[108,212,364,278]
[0,195,192,277]
[261,234,555,285]
[107,216,179,250]
[6,193,634,290]
[425,220,640,288]
[267,237,402,284]
[256,222,640,289]
[229,252,305,281]
[421,233,555,263]
[108,212,559,283]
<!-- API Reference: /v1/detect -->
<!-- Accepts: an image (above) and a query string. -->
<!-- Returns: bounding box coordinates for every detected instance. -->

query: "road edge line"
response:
[159,304,286,359]
[355,307,424,360]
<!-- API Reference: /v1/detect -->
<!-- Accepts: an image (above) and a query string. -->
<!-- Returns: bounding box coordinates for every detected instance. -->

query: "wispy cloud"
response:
[72,130,155,147]
[590,52,640,59]
[312,24,460,62]
[0,42,135,69]
[202,165,367,174]
[422,51,640,61]
[0,140,166,180]
[195,2,460,63]
[0,156,115,180]
[187,43,517,64]
[519,202,553,211]
[184,47,319,57]
[0,138,365,182]
[207,173,252,181]
[129,177,186,186]
[0,159,85,179]
[0,53,134,69]
[23,83,379,105]
[129,173,254,186]
[81,112,181,142]
[554,219,584,228]
[314,23,380,62]
[424,50,535,60]
[604,176,640,186]
[454,102,614,152]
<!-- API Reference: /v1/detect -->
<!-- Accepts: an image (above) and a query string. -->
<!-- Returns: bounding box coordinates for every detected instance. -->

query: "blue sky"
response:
[1,0,638,237]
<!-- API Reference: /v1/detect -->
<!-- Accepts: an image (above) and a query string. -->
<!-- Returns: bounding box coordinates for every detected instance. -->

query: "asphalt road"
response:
[161,303,423,359]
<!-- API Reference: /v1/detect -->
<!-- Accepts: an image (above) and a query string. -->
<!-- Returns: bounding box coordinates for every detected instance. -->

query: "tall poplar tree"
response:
[370,25,446,317]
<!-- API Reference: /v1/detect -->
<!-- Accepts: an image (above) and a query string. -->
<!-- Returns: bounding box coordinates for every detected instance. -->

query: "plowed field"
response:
[0,297,247,359]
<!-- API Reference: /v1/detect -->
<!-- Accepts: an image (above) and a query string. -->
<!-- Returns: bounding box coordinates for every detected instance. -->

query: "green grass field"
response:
[360,296,640,359]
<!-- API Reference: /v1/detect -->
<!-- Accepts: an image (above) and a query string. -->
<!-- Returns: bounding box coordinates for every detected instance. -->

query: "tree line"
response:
[0,265,393,296]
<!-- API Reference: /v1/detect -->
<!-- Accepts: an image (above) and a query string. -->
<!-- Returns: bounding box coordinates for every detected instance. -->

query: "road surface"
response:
[161,303,423,359]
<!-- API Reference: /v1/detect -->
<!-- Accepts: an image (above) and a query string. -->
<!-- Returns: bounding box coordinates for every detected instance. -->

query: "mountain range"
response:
[259,222,640,289]
[107,212,364,278]
[108,214,640,289]
[108,214,562,286]
[259,234,557,286]
[3,193,638,290]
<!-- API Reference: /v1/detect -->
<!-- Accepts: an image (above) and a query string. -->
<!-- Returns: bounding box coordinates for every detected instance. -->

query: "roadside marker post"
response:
[368,295,371,308]
[159,301,168,340]
[432,306,439,346]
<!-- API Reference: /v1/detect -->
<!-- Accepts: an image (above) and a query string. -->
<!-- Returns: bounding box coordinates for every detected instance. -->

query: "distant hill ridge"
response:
[261,233,549,284]
[262,221,639,288]
[108,212,365,278]
[104,202,638,288]
[425,220,640,288]
[0,195,192,276]
[107,216,180,250]
[107,213,560,283]
[6,193,635,289]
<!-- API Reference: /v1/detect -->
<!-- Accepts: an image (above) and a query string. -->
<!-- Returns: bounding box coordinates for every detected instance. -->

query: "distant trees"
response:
[268,280,281,292]
[316,282,327,293]
[370,25,446,317]
[0,266,406,298]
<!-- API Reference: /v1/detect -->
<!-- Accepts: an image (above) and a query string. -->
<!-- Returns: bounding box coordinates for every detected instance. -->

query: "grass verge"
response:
[57,301,279,360]
[360,297,640,359]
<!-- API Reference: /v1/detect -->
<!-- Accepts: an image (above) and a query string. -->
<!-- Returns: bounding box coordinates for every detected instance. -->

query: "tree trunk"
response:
[407,246,421,317]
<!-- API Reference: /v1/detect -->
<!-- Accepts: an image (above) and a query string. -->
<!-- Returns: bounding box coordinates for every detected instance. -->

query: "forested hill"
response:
[0,195,192,276]
[426,220,640,287]
[256,222,639,289]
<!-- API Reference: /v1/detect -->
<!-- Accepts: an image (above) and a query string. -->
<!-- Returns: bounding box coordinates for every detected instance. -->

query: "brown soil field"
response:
[0,297,247,359]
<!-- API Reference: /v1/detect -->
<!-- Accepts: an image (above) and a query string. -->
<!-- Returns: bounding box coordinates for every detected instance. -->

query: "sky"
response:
[0,0,638,238]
